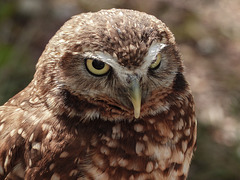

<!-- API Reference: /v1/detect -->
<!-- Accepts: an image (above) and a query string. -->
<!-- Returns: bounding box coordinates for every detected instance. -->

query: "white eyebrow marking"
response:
[82,42,167,81]
[83,51,134,79]
[83,51,119,69]
[142,42,167,70]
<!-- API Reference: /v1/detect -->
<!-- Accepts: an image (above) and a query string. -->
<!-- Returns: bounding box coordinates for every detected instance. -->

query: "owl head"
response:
[33,9,187,122]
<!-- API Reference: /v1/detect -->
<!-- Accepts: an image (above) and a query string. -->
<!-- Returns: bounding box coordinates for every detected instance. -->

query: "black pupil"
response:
[92,60,105,70]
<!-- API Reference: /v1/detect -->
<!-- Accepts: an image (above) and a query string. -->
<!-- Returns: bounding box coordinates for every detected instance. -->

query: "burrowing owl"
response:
[0,9,196,180]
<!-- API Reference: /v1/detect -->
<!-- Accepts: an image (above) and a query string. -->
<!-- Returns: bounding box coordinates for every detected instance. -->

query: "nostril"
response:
[126,75,131,84]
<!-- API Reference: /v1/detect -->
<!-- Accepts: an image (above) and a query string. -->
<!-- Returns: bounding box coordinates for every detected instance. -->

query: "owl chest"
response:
[39,120,191,179]
[24,113,194,180]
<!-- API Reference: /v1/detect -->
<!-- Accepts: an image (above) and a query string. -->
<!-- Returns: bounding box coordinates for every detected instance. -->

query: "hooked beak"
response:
[129,78,142,119]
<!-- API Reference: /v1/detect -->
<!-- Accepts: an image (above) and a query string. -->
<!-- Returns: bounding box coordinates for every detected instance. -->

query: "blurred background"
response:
[0,0,240,179]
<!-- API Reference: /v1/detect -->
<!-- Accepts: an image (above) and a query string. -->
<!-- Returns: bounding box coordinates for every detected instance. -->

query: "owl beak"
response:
[129,78,141,119]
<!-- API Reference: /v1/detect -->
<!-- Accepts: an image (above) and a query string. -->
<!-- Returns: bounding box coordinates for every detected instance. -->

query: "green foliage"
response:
[0,44,13,66]
[0,1,16,22]
[189,124,240,180]
[0,2,34,105]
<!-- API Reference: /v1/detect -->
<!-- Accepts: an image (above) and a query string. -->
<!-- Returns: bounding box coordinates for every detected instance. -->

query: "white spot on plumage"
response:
[182,140,188,153]
[29,159,32,167]
[134,123,144,132]
[10,129,15,137]
[146,161,154,173]
[10,99,15,104]
[0,123,4,131]
[49,163,55,171]
[21,131,27,139]
[112,124,123,139]
[20,91,25,96]
[29,133,34,142]
[59,151,69,158]
[184,128,191,136]
[17,128,23,135]
[147,144,172,162]
[180,109,185,116]
[59,39,65,43]
[29,114,38,122]
[0,117,6,123]
[8,150,12,156]
[74,158,81,164]
[182,153,191,175]
[32,142,41,151]
[42,123,50,131]
[171,150,184,164]
[20,102,26,106]
[69,169,78,176]
[129,44,136,51]
[156,122,174,139]
[23,111,28,117]
[143,135,149,141]
[15,108,21,112]
[46,130,53,139]
[4,156,9,170]
[112,124,121,134]
[175,118,184,130]
[51,173,61,180]
[148,118,156,124]
[118,158,128,167]
[136,142,145,155]
[106,139,118,148]
[129,175,134,180]
[82,110,100,121]
[118,11,123,16]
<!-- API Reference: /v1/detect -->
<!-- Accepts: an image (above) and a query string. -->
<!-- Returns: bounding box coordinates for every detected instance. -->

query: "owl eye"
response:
[149,53,161,69]
[85,58,110,76]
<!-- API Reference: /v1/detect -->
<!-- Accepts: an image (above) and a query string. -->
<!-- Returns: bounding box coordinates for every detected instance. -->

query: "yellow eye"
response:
[85,59,110,76]
[149,53,161,69]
